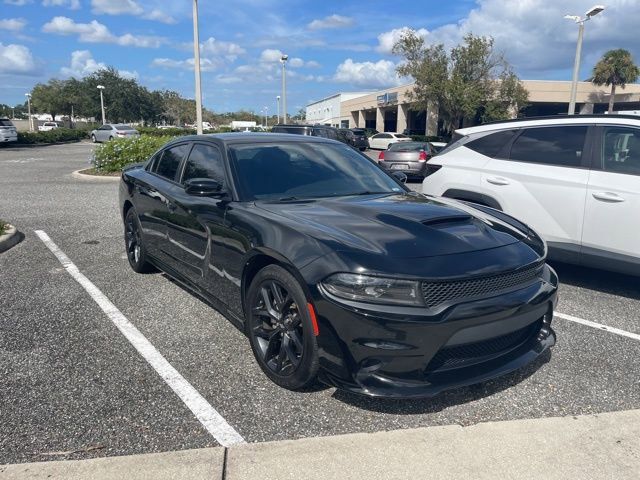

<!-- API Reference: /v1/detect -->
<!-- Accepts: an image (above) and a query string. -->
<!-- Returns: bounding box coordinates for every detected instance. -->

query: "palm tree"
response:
[591,49,640,113]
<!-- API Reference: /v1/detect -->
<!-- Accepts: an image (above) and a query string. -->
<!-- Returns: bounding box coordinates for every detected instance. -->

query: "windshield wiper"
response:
[345,191,394,196]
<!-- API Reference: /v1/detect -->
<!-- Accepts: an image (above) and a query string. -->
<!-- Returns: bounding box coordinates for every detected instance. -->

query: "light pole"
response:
[565,5,605,115]
[276,95,281,124]
[263,106,268,128]
[280,54,288,124]
[25,93,33,131]
[97,85,106,124]
[192,0,203,135]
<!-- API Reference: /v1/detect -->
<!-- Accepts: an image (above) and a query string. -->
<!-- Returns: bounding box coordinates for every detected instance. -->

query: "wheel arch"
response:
[442,188,502,210]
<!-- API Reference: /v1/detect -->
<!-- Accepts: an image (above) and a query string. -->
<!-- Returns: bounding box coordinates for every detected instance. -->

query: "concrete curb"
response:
[0,225,23,253]
[1,409,639,479]
[71,168,120,181]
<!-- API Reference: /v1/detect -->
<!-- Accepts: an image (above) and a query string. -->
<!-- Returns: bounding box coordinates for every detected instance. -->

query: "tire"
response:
[246,265,319,390]
[124,208,156,274]
[109,136,114,141]
[91,134,97,143]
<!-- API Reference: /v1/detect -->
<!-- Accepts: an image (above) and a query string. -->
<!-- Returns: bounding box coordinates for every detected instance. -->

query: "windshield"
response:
[388,142,427,152]
[229,142,405,201]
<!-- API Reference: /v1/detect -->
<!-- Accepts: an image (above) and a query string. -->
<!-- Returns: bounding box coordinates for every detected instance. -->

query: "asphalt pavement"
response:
[1,143,639,465]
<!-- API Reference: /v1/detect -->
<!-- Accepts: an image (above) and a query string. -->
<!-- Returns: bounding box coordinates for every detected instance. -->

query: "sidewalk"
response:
[2,409,639,480]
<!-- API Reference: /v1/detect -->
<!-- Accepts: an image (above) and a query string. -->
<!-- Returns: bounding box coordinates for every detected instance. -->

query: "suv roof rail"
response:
[481,113,640,126]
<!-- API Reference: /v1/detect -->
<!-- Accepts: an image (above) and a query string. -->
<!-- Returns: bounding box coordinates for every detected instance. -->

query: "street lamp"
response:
[25,93,33,132]
[276,95,281,124]
[192,0,203,135]
[280,54,288,124]
[565,5,605,115]
[97,85,106,124]
[263,106,268,128]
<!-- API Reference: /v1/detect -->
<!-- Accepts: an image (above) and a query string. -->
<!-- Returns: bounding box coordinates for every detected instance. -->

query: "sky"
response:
[1,0,640,115]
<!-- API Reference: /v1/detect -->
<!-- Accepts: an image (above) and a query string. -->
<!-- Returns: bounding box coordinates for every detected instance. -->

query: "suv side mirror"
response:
[184,178,225,197]
[391,171,408,184]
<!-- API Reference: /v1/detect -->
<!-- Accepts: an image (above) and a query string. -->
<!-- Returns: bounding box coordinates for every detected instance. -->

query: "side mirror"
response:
[184,178,225,197]
[391,171,408,184]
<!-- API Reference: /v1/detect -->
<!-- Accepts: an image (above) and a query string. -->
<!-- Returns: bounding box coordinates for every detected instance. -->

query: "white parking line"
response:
[555,312,640,342]
[34,230,245,447]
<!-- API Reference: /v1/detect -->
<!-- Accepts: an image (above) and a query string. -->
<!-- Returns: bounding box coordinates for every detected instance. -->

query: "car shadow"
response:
[550,261,640,301]
[330,350,551,415]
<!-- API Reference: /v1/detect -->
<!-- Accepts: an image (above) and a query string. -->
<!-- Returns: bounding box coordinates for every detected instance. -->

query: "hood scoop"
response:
[421,214,473,228]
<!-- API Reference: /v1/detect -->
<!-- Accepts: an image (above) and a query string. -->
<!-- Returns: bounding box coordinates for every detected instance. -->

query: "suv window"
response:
[182,144,226,184]
[0,119,13,127]
[601,126,640,176]
[466,129,518,158]
[154,144,189,181]
[509,126,588,167]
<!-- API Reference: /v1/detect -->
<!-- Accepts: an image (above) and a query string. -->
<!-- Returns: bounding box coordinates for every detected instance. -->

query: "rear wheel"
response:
[91,134,97,143]
[109,136,114,141]
[246,265,319,390]
[124,208,156,273]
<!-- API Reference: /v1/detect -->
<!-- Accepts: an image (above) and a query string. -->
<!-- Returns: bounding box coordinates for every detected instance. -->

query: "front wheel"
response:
[246,265,319,390]
[124,208,156,273]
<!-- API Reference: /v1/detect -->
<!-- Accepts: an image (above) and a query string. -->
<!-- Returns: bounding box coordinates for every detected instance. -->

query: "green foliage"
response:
[0,219,7,236]
[137,126,197,137]
[410,135,445,142]
[16,128,87,144]
[394,33,528,133]
[591,49,640,113]
[92,135,174,172]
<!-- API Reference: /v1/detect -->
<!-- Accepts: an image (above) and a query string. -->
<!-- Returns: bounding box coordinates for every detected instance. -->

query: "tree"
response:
[591,49,640,113]
[393,33,528,133]
[31,80,69,121]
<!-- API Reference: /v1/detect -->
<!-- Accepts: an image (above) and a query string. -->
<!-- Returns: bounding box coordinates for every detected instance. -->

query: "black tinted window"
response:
[388,142,428,152]
[466,129,517,157]
[509,126,587,167]
[182,144,226,184]
[0,119,14,127]
[601,127,640,176]
[312,128,328,138]
[376,134,392,139]
[155,144,189,181]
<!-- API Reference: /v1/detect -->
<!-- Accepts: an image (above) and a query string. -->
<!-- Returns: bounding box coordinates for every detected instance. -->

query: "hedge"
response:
[92,134,174,173]
[137,126,197,137]
[17,128,88,145]
[410,135,447,143]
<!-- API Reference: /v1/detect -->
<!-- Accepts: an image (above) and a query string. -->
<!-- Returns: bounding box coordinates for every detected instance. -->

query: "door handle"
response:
[592,192,625,203]
[486,176,510,186]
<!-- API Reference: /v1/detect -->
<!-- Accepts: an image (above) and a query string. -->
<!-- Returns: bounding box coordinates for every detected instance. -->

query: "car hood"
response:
[256,193,529,259]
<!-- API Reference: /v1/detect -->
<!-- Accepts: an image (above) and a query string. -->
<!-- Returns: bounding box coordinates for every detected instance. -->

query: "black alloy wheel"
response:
[124,208,155,273]
[247,265,319,390]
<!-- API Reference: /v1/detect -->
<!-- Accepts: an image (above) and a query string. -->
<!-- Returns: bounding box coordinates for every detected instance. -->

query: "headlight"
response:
[322,273,422,306]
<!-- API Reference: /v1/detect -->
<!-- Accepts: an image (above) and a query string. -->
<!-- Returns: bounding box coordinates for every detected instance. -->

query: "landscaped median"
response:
[0,220,23,253]
[15,128,88,145]
[88,134,174,175]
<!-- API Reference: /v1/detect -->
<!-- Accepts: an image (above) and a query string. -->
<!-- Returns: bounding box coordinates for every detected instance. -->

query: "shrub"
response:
[137,126,197,137]
[0,219,7,236]
[92,135,174,172]
[17,128,87,144]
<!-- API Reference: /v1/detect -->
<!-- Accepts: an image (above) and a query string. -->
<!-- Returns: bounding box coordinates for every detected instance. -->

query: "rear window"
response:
[351,129,366,135]
[466,129,518,158]
[388,142,427,152]
[0,119,14,127]
[272,126,309,135]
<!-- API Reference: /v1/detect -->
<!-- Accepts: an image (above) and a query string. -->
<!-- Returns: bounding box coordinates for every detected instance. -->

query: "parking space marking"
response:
[34,230,246,447]
[555,312,640,341]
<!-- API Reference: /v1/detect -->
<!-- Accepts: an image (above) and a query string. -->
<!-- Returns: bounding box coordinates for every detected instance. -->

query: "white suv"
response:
[0,118,17,143]
[422,115,640,276]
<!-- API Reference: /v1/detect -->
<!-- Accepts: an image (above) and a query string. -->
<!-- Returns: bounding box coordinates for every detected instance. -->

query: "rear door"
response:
[581,125,640,266]
[482,125,591,253]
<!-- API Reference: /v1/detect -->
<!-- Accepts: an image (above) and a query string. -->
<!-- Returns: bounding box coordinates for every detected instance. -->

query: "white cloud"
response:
[151,57,219,72]
[3,0,32,5]
[334,58,403,88]
[42,0,80,9]
[42,16,165,48]
[142,9,176,24]
[259,48,284,63]
[200,37,246,61]
[376,27,429,54]
[91,0,143,15]
[0,18,27,31]
[60,50,106,77]
[306,60,321,68]
[0,42,37,74]
[308,14,354,30]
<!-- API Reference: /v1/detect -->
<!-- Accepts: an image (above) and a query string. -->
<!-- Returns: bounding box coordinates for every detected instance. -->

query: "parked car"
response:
[369,132,412,150]
[422,114,640,276]
[348,128,370,151]
[271,124,351,146]
[38,122,59,132]
[430,141,447,152]
[0,118,17,143]
[119,132,557,398]
[90,124,140,143]
[377,141,436,179]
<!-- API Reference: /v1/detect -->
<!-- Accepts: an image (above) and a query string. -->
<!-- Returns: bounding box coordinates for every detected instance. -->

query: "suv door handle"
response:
[486,176,510,186]
[592,192,625,203]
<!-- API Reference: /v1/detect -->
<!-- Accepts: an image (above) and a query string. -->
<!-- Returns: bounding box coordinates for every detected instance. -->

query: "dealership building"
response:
[306,80,640,135]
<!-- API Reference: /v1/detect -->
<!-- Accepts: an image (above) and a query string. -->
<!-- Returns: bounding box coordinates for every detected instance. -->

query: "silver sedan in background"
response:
[90,124,140,143]
[377,141,437,179]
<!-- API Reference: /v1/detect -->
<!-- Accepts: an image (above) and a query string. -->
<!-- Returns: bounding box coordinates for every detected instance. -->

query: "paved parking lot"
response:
[1,143,639,465]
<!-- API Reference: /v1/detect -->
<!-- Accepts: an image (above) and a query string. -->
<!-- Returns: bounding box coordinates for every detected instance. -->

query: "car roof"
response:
[456,114,640,135]
[163,132,338,147]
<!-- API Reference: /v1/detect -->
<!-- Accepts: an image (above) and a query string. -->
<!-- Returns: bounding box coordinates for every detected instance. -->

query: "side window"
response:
[154,144,189,181]
[601,126,640,176]
[379,133,392,139]
[312,128,328,138]
[146,151,161,171]
[509,126,588,167]
[182,144,226,185]
[326,129,338,141]
[466,129,518,158]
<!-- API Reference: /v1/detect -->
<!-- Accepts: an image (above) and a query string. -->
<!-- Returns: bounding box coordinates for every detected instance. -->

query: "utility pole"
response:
[25,93,33,131]
[280,55,288,123]
[192,0,203,135]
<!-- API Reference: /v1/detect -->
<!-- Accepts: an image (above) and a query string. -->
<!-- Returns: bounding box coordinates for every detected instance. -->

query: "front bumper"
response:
[312,265,558,399]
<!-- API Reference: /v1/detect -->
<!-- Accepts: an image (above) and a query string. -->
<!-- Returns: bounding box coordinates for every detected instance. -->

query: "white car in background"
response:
[0,118,17,143]
[38,122,59,132]
[422,115,640,276]
[369,132,412,150]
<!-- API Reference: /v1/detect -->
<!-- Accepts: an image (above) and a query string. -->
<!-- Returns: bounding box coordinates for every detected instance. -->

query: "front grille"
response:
[425,320,541,373]
[421,262,544,308]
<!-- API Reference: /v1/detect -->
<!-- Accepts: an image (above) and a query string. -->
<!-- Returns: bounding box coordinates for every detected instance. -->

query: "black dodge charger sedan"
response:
[119,133,557,398]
